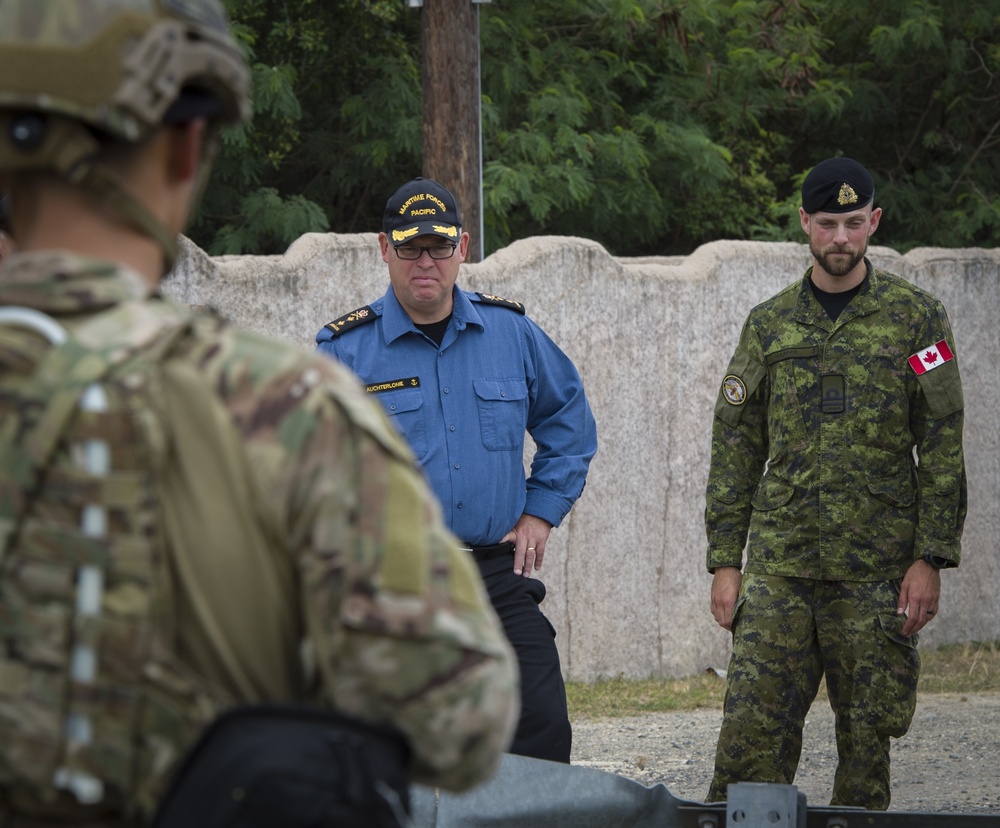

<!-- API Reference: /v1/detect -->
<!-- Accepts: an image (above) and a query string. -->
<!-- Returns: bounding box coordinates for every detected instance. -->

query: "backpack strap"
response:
[0,299,194,804]
[0,300,192,563]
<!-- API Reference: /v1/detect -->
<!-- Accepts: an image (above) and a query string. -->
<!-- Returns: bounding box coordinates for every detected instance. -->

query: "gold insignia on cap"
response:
[433,225,459,238]
[392,227,419,242]
[722,375,747,406]
[837,183,858,206]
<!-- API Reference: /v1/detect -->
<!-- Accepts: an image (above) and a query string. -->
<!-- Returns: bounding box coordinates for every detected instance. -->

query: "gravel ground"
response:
[571,691,1000,815]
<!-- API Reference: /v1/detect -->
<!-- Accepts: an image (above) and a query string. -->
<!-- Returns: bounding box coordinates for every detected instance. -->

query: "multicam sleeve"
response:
[909,307,966,566]
[705,316,769,572]
[290,360,519,792]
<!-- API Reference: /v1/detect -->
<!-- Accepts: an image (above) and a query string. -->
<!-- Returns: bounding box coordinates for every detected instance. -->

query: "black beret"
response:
[801,157,874,214]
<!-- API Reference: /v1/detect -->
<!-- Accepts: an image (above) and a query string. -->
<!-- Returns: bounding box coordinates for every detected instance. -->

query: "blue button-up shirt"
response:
[316,286,597,546]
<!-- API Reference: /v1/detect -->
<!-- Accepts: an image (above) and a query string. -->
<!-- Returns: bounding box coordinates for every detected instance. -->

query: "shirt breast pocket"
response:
[382,389,428,459]
[474,378,528,451]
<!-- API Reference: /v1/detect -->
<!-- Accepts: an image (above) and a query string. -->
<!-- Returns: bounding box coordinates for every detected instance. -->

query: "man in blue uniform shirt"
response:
[316,177,598,763]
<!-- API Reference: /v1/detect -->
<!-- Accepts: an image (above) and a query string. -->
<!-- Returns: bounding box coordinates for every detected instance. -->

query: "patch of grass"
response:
[567,672,726,721]
[918,640,1000,694]
[567,640,1000,721]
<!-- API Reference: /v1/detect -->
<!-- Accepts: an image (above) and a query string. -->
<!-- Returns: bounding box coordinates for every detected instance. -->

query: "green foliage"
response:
[787,0,1000,251]
[194,0,1000,256]
[480,0,853,254]
[190,0,422,254]
[210,189,328,255]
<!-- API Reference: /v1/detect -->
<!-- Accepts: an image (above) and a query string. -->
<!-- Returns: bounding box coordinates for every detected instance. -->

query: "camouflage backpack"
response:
[0,298,230,819]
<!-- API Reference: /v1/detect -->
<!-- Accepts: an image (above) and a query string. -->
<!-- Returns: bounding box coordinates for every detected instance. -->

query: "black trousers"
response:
[475,553,571,763]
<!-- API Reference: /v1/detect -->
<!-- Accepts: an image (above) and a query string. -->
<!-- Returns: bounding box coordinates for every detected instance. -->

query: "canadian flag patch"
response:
[908,339,955,375]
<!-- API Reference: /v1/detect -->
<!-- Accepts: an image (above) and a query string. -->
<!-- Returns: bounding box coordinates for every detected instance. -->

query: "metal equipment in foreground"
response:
[409,753,995,827]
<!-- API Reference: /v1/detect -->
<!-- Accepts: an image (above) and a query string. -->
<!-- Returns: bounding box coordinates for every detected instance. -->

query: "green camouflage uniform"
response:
[705,263,966,809]
[0,252,518,822]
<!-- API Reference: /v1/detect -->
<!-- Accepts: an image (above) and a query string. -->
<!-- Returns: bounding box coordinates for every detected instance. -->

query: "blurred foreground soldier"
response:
[0,195,13,264]
[704,157,966,809]
[316,177,597,763]
[0,2,517,826]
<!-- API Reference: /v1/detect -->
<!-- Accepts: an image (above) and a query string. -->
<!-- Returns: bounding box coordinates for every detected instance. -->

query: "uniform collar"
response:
[796,259,881,328]
[0,251,154,314]
[381,285,484,344]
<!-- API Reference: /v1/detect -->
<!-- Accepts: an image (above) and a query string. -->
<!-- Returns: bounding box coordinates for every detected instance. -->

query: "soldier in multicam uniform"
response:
[0,1,517,825]
[704,157,966,810]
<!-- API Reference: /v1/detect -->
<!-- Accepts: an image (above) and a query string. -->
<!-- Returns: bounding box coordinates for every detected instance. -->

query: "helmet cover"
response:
[0,0,251,172]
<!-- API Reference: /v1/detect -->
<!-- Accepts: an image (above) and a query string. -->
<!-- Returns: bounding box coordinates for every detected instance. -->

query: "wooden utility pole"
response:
[421,0,487,262]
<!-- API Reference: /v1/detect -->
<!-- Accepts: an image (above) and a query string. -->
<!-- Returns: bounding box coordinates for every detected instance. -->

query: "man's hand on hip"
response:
[503,514,553,578]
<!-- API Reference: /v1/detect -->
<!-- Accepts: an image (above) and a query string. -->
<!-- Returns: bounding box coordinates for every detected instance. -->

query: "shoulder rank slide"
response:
[475,293,525,314]
[324,305,377,336]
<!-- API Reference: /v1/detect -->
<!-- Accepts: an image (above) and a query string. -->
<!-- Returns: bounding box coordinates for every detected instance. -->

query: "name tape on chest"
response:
[365,377,420,394]
[907,339,954,375]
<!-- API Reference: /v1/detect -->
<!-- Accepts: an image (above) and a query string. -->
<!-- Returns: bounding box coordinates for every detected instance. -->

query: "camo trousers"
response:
[707,573,919,810]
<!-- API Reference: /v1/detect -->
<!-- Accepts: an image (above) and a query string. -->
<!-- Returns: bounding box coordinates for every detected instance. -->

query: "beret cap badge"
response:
[837,183,858,206]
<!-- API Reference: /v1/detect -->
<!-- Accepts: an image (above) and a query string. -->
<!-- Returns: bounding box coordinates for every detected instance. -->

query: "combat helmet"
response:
[0,0,251,267]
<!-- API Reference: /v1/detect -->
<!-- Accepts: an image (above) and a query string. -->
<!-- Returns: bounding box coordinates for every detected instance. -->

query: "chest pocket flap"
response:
[473,378,528,451]
[379,388,428,458]
[383,388,423,416]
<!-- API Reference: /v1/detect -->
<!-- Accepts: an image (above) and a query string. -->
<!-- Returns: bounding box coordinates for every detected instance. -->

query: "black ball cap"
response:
[801,157,874,214]
[382,177,462,246]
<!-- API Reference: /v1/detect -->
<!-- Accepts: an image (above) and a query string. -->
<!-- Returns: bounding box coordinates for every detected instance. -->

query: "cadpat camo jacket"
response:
[706,263,966,581]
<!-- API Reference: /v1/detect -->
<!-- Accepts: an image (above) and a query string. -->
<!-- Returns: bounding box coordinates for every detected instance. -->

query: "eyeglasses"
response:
[394,243,457,260]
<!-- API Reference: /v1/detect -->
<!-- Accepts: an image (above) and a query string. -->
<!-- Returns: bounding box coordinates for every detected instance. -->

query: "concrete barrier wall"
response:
[167,235,1000,681]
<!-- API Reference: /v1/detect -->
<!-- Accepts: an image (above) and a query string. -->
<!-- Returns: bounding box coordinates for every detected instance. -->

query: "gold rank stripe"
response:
[324,305,376,336]
[476,292,526,313]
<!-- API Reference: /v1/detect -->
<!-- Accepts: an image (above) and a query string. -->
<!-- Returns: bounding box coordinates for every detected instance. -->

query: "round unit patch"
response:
[722,375,747,406]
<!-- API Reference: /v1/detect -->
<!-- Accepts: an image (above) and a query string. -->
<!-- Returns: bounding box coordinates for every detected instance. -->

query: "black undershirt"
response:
[414,314,452,346]
[809,275,866,322]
